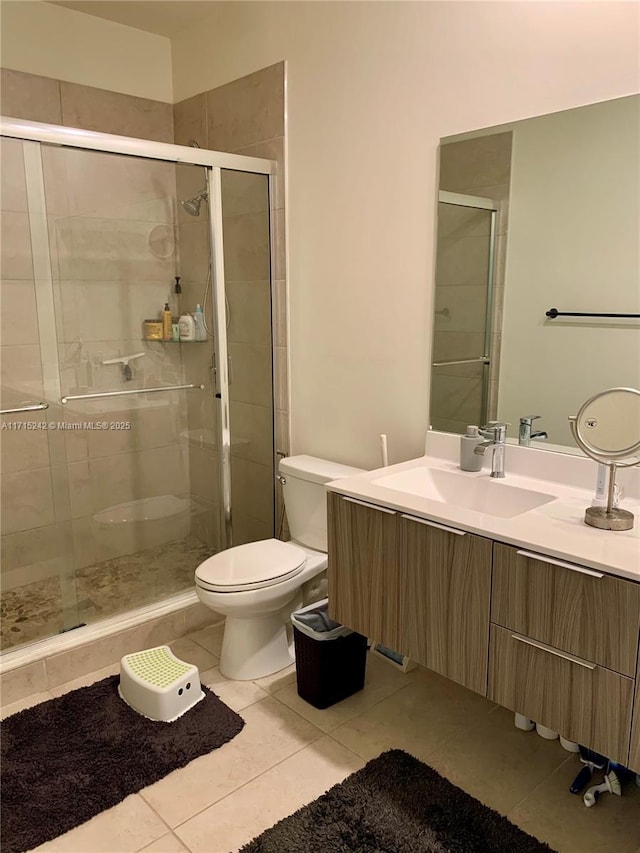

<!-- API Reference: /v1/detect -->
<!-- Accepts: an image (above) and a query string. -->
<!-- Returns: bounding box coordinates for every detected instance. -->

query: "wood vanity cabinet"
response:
[327,490,640,769]
[399,515,491,695]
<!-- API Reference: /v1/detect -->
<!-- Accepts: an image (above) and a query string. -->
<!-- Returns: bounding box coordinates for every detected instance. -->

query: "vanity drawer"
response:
[489,625,633,764]
[491,543,640,677]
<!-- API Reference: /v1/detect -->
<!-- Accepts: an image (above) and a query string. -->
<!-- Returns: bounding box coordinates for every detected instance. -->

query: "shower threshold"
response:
[0,588,203,676]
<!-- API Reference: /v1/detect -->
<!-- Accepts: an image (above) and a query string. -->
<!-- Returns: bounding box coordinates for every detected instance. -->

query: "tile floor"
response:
[2,623,639,853]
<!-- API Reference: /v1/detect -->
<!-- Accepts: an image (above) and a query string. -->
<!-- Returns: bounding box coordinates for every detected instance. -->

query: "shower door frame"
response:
[434,190,499,428]
[0,116,278,553]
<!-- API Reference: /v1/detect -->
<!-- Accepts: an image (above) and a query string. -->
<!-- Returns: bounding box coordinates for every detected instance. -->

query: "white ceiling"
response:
[48,1,220,37]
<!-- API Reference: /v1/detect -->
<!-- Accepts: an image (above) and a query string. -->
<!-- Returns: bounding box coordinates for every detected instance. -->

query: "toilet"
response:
[194,455,364,680]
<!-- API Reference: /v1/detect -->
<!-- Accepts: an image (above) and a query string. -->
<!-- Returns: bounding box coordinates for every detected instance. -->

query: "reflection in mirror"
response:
[431,95,640,453]
[570,387,640,461]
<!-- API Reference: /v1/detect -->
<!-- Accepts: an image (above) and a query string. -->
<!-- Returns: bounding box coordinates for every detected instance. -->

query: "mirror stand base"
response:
[584,505,634,531]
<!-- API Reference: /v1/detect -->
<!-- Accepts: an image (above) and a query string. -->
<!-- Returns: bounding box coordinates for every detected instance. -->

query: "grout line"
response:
[57,80,64,126]
[323,729,370,764]
[137,792,177,837]
[232,134,283,154]
[506,753,576,817]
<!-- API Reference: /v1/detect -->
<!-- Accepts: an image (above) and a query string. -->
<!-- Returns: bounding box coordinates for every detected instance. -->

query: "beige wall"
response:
[0,1,172,102]
[171,1,639,468]
[498,95,640,446]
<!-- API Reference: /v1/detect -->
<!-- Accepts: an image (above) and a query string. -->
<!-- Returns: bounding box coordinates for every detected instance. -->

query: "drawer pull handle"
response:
[511,633,596,670]
[341,496,396,515]
[401,514,466,536]
[515,550,604,579]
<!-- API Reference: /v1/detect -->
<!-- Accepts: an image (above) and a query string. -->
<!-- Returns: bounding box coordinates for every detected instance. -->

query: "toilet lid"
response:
[195,539,307,592]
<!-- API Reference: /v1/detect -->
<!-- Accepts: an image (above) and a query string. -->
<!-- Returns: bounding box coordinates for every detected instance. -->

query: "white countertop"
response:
[327,432,640,583]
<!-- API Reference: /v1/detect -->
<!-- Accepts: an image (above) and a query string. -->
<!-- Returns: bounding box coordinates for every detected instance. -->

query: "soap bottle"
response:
[460,425,483,472]
[178,312,196,341]
[193,304,207,341]
[162,303,172,341]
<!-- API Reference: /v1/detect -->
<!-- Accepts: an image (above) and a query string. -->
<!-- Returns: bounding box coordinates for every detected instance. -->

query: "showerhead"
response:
[180,188,208,217]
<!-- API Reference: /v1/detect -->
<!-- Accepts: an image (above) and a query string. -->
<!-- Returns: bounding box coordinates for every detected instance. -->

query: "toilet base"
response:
[220,613,294,681]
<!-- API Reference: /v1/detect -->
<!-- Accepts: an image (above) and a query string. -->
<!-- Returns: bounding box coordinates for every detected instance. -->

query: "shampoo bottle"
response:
[460,425,483,472]
[193,304,207,341]
[162,303,172,341]
[178,312,196,341]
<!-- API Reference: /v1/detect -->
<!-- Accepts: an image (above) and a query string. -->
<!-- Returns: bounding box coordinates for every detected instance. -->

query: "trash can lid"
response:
[291,598,354,640]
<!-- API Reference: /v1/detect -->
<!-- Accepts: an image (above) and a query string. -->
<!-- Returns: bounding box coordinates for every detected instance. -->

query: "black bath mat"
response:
[1,675,244,853]
[239,749,554,853]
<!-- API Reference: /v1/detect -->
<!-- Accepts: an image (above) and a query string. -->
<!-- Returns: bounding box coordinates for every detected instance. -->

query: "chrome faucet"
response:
[518,415,549,446]
[474,422,508,478]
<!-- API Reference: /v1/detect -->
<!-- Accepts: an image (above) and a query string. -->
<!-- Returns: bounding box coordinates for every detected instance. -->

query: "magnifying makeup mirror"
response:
[569,387,640,531]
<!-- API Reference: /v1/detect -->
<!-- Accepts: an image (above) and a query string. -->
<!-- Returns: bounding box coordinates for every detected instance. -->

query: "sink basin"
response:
[372,467,556,519]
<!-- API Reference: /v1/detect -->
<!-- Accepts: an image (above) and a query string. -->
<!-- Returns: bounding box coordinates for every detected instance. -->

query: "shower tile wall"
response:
[0,68,173,142]
[436,132,512,432]
[174,62,287,544]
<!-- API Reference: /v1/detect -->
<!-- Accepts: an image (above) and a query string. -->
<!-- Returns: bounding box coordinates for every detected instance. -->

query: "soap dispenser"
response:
[460,425,483,472]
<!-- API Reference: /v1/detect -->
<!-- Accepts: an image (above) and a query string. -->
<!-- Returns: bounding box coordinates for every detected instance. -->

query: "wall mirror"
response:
[430,94,640,454]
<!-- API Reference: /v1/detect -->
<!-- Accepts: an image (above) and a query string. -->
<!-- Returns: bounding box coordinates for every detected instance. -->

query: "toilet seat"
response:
[195,538,307,593]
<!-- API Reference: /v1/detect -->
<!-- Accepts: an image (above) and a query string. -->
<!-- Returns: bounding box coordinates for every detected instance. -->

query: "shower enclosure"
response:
[0,118,277,652]
[430,190,499,434]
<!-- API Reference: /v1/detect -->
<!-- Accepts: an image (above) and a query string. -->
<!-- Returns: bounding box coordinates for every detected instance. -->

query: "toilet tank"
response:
[279,455,365,551]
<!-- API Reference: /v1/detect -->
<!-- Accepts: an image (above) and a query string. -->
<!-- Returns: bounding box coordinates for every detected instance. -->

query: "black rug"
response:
[239,749,554,853]
[1,674,244,853]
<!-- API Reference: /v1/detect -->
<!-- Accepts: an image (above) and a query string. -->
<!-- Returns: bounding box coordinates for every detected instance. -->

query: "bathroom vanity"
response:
[326,432,640,771]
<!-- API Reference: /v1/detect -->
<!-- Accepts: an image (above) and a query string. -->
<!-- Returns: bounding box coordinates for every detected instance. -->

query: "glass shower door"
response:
[0,130,277,652]
[430,193,497,434]
[39,144,217,625]
[0,137,79,650]
[177,165,276,550]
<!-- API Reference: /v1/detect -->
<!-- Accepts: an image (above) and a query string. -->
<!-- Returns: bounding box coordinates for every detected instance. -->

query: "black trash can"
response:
[291,598,368,709]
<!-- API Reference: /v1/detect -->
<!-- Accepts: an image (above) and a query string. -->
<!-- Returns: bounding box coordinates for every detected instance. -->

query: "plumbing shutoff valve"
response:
[119,646,204,721]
